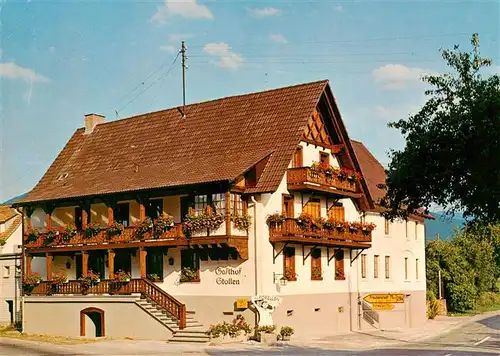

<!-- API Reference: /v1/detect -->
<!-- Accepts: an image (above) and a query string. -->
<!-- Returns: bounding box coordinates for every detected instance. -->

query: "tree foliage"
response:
[426,225,499,313]
[383,34,500,223]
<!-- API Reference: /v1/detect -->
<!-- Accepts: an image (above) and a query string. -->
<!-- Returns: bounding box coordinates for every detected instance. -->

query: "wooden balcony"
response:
[287,167,359,197]
[24,222,249,259]
[26,278,187,329]
[269,219,372,248]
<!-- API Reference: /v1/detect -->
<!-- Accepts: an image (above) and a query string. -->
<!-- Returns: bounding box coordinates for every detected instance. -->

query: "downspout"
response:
[14,206,24,332]
[249,195,259,328]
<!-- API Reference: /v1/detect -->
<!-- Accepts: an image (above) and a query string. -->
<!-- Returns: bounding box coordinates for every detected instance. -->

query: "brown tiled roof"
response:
[0,215,21,243]
[0,205,17,223]
[18,80,329,204]
[351,140,386,204]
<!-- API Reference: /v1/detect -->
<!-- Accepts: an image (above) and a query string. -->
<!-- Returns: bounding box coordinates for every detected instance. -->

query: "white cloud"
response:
[160,45,177,53]
[246,7,281,18]
[334,4,343,12]
[372,64,434,90]
[167,33,194,42]
[151,0,213,24]
[0,62,49,83]
[269,34,288,44]
[203,42,243,69]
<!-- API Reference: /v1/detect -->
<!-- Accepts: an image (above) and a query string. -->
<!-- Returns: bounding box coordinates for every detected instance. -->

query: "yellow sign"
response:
[371,303,395,310]
[363,294,404,304]
[235,299,249,309]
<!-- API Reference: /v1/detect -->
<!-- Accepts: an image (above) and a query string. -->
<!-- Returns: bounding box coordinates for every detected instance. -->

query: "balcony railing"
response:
[27,278,187,329]
[287,167,357,193]
[269,218,372,246]
[24,224,185,249]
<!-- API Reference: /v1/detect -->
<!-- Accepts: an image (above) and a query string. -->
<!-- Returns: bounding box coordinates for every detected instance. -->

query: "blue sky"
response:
[1,0,499,202]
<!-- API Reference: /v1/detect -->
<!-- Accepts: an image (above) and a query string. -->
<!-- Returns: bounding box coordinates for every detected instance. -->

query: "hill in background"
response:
[425,211,466,240]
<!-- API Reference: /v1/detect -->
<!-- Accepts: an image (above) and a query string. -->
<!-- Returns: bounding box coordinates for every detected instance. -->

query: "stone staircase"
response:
[135,297,210,343]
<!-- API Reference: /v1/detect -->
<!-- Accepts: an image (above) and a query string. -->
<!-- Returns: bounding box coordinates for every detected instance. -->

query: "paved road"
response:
[1,315,499,355]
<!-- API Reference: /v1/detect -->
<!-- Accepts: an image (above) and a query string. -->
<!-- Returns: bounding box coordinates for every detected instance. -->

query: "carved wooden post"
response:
[108,249,115,279]
[81,201,90,230]
[46,253,53,281]
[46,213,53,231]
[107,206,114,225]
[225,191,231,237]
[82,251,88,277]
[25,253,32,275]
[139,247,147,279]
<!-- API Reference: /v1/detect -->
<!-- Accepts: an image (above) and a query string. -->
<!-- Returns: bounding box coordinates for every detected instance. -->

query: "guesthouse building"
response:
[14,80,430,340]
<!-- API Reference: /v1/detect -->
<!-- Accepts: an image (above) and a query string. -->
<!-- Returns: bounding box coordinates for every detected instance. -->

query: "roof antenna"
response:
[180,40,187,118]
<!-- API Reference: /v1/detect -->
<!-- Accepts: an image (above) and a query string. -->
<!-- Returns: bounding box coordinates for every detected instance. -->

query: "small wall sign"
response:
[236,298,249,309]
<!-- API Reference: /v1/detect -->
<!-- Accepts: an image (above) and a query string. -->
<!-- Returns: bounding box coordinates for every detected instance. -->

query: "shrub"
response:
[23,272,42,286]
[114,270,131,282]
[60,224,77,242]
[148,273,162,282]
[106,221,124,238]
[426,292,440,320]
[179,267,199,283]
[153,214,175,237]
[84,223,101,238]
[256,325,276,334]
[134,217,153,239]
[279,326,294,337]
[207,315,252,339]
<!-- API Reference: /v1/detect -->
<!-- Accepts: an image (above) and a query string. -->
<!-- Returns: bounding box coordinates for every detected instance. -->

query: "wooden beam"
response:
[82,251,88,277]
[45,253,53,281]
[225,191,231,237]
[46,213,53,231]
[273,242,288,264]
[303,245,317,265]
[108,249,115,279]
[25,254,32,275]
[139,247,147,278]
[139,201,146,222]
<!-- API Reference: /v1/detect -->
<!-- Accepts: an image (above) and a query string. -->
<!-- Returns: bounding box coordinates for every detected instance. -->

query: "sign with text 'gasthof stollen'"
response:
[363,294,404,304]
[215,266,242,285]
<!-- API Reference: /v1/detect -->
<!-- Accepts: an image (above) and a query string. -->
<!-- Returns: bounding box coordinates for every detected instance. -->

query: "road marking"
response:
[474,336,490,346]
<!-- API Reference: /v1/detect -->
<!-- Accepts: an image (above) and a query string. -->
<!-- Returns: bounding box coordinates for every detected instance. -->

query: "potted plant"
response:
[114,270,131,283]
[182,209,224,236]
[153,214,175,237]
[60,224,77,242]
[180,267,199,283]
[256,325,277,344]
[148,273,162,282]
[43,228,57,245]
[296,212,314,231]
[311,267,322,280]
[284,267,296,281]
[134,217,153,239]
[231,213,252,231]
[23,272,42,294]
[78,270,100,294]
[335,267,346,280]
[106,221,124,238]
[360,222,376,235]
[52,271,68,284]
[265,213,286,228]
[84,223,101,238]
[26,229,40,243]
[279,326,294,341]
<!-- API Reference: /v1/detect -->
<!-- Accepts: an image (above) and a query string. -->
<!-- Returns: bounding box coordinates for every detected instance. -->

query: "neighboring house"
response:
[14,80,430,340]
[0,205,22,326]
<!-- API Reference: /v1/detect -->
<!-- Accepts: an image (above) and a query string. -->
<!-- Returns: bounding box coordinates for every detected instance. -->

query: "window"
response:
[283,247,296,281]
[405,257,409,280]
[334,249,345,280]
[361,254,367,279]
[311,248,322,280]
[303,198,321,219]
[212,193,226,215]
[385,256,390,279]
[3,266,10,278]
[416,258,419,280]
[115,203,130,227]
[319,152,330,165]
[147,249,164,279]
[374,255,379,278]
[282,194,294,218]
[230,194,243,216]
[328,203,345,221]
[181,249,200,282]
[292,146,303,168]
[384,218,389,235]
[415,222,419,240]
[146,199,163,220]
[194,195,208,214]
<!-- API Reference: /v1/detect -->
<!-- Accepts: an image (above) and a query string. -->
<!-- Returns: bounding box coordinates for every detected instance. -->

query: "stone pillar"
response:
[108,249,115,279]
[46,253,53,281]
[139,247,147,279]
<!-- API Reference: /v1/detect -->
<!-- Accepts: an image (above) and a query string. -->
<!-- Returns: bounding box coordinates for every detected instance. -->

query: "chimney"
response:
[84,113,105,134]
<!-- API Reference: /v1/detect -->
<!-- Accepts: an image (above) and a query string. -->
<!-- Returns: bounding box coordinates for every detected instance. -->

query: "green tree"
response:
[382,34,500,223]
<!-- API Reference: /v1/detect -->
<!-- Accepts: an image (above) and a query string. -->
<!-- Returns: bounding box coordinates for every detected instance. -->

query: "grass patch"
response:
[0,325,99,345]
[448,292,500,316]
